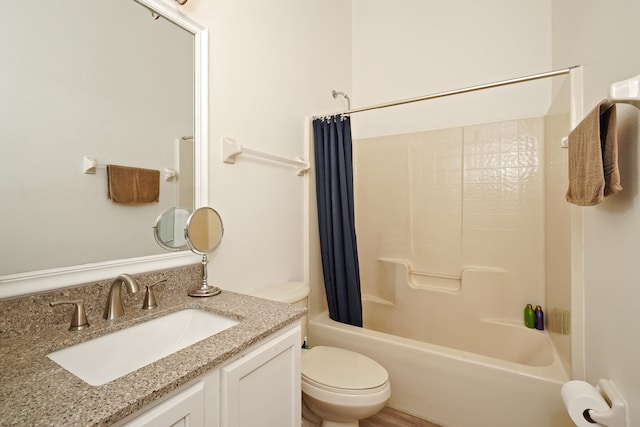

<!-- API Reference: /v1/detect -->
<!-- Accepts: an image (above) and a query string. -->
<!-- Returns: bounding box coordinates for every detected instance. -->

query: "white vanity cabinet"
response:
[120,323,301,427]
[220,324,301,427]
[121,380,210,427]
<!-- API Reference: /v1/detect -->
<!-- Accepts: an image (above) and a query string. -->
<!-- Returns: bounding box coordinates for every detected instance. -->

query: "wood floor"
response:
[361,407,443,427]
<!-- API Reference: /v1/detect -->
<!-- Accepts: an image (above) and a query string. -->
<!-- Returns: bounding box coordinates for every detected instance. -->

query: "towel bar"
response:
[82,156,177,181]
[562,74,640,148]
[222,137,310,176]
[600,74,640,112]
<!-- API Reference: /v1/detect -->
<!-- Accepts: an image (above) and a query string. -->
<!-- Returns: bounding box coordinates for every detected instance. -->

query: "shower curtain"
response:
[313,115,363,327]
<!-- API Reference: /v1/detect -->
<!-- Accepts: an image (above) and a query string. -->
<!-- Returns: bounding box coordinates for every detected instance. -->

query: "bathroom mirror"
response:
[153,207,192,251]
[185,207,224,297]
[0,0,209,299]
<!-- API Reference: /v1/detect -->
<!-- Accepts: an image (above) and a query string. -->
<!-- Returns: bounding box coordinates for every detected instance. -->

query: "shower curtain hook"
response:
[332,90,351,111]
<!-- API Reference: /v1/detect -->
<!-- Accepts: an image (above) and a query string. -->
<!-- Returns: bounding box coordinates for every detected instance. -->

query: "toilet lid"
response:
[302,346,388,390]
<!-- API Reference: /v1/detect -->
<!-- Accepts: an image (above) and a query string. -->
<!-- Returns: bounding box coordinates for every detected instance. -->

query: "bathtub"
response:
[308,310,574,427]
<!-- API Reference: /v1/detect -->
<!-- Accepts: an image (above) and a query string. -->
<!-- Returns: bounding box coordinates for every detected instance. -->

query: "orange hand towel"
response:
[566,101,621,206]
[107,165,160,204]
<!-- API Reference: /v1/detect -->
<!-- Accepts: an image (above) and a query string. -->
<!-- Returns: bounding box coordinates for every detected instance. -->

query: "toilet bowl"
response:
[250,282,391,427]
[301,346,391,427]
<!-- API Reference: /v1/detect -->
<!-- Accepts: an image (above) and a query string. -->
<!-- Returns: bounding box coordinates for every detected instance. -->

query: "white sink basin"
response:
[48,309,238,386]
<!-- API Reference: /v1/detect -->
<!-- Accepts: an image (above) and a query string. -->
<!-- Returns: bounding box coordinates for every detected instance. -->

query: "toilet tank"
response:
[250,281,310,308]
[250,282,310,344]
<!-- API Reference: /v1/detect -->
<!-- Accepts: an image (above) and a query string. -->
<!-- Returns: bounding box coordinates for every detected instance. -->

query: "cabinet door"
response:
[221,324,301,427]
[123,381,205,427]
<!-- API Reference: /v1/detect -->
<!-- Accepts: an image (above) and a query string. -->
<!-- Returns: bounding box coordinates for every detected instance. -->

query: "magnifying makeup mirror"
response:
[152,207,191,251]
[184,207,224,297]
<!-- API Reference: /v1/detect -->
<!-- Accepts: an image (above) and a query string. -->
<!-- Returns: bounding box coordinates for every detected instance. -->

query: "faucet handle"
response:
[142,279,167,310]
[50,300,90,331]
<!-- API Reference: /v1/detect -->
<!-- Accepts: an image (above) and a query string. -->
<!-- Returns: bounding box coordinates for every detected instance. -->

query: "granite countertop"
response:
[0,284,305,426]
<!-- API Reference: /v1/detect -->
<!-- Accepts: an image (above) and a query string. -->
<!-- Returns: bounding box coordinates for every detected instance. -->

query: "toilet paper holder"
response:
[588,379,628,427]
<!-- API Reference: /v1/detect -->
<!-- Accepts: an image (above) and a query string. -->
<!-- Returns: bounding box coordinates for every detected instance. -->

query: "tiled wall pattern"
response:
[410,129,463,276]
[354,132,410,300]
[462,118,545,318]
[355,117,554,322]
[354,128,463,300]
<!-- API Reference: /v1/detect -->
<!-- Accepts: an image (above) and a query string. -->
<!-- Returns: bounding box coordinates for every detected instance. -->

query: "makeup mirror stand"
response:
[153,206,224,298]
[184,207,224,298]
[188,254,221,297]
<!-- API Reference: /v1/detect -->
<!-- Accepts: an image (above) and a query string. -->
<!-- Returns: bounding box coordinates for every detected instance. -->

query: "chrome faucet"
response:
[104,274,139,320]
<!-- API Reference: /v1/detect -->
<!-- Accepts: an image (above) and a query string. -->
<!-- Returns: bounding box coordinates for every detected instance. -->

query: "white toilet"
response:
[251,282,391,427]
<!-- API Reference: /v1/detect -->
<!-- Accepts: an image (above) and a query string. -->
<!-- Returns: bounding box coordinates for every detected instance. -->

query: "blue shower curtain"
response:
[312,115,363,327]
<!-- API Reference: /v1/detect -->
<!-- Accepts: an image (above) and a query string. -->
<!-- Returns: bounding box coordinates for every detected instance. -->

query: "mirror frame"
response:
[0,0,208,299]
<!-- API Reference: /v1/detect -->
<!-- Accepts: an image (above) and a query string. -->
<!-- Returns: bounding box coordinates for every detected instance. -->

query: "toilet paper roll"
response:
[561,380,610,427]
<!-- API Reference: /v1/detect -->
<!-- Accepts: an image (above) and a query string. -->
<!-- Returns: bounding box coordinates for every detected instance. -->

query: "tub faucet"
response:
[104,274,139,320]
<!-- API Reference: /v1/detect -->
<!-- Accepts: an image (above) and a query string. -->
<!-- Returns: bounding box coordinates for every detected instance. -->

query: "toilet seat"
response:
[302,346,389,395]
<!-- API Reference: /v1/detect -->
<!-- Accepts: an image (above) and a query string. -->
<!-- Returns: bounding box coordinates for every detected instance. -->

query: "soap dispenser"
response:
[524,304,535,328]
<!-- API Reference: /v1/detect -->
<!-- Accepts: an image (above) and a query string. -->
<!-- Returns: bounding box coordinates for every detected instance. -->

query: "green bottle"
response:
[524,304,536,328]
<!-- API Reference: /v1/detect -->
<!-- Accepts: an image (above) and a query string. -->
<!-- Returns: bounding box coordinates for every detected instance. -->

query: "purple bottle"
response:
[535,305,544,330]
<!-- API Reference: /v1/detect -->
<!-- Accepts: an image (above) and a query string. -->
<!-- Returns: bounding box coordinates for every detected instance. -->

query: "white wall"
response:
[351,0,553,138]
[181,0,351,293]
[553,0,640,423]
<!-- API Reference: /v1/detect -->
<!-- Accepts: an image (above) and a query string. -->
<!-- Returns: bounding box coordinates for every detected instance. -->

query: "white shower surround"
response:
[354,117,549,323]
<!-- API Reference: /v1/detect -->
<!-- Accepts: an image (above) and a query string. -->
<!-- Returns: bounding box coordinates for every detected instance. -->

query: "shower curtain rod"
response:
[315,66,577,118]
